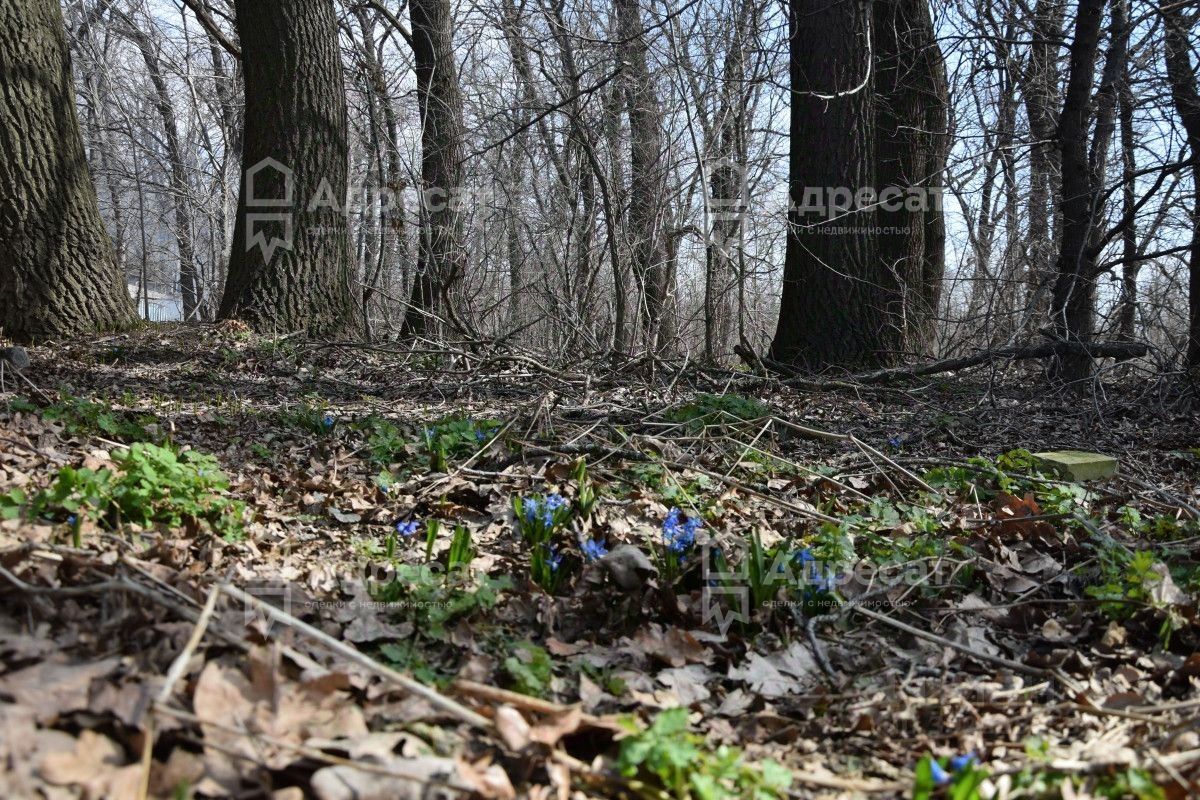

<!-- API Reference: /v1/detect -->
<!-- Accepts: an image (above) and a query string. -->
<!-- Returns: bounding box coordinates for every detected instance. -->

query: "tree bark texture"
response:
[0,0,134,341]
[1049,0,1115,382]
[400,0,466,338]
[616,0,671,350]
[218,0,358,336]
[1163,4,1200,368]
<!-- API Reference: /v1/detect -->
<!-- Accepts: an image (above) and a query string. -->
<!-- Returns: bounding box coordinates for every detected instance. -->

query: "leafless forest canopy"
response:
[47,0,1200,376]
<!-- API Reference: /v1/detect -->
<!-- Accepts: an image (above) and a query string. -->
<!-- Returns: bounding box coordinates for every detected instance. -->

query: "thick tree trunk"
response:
[218,0,357,336]
[871,0,948,354]
[1049,0,1106,383]
[616,0,670,351]
[1162,4,1200,369]
[400,0,466,338]
[772,0,945,369]
[0,0,134,341]
[770,0,882,369]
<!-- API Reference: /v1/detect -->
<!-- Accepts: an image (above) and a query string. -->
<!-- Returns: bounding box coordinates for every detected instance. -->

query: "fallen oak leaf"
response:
[632,625,712,668]
[456,755,517,799]
[495,705,532,750]
[39,730,142,800]
[311,755,474,800]
[991,492,1057,542]
[528,706,585,746]
[0,655,120,724]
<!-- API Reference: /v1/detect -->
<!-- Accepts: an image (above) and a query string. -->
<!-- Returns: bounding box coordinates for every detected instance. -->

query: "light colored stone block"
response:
[1031,450,1118,481]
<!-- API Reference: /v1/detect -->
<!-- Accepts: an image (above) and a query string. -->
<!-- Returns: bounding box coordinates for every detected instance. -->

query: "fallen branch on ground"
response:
[736,341,1150,386]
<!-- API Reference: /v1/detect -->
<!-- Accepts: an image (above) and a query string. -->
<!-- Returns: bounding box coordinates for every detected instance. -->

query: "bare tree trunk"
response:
[218,0,358,336]
[602,69,629,353]
[1115,55,1138,340]
[81,69,129,282]
[872,0,948,354]
[616,0,670,351]
[116,13,202,320]
[1162,3,1200,369]
[963,27,1018,348]
[1049,0,1109,382]
[498,0,536,336]
[0,0,134,340]
[210,40,242,289]
[544,0,600,346]
[963,134,1002,332]
[771,0,883,368]
[704,0,755,365]
[353,7,407,339]
[1019,0,1064,325]
[400,0,466,339]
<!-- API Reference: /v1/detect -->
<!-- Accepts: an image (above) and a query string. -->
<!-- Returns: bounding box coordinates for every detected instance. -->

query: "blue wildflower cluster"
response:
[514,494,568,538]
[530,541,565,592]
[662,507,701,553]
[928,753,978,785]
[524,493,568,528]
[514,493,573,592]
[791,548,839,593]
[581,538,609,561]
[395,519,420,537]
[322,413,335,430]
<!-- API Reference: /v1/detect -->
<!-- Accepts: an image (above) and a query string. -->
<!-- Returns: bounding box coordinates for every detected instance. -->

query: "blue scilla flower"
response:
[67,514,77,526]
[929,759,951,785]
[671,529,695,553]
[662,507,700,553]
[545,544,563,572]
[888,435,902,448]
[581,539,608,561]
[523,497,540,522]
[475,427,487,441]
[396,520,420,537]
[949,753,977,772]
[792,548,815,565]
[541,494,567,526]
[812,571,840,592]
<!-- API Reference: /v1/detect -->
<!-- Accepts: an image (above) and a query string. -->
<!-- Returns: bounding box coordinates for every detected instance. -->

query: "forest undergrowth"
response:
[1,323,1198,799]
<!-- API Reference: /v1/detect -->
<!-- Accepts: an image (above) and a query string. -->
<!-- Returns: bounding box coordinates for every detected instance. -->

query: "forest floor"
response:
[1,322,1198,800]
